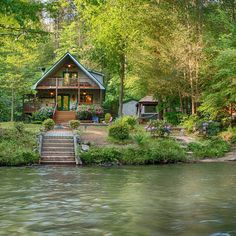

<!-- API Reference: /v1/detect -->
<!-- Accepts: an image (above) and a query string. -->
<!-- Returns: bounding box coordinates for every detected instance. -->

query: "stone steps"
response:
[43,143,74,147]
[41,156,75,161]
[42,152,75,156]
[40,135,76,165]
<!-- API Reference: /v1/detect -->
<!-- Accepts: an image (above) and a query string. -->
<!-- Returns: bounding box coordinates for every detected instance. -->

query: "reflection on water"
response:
[0,164,236,236]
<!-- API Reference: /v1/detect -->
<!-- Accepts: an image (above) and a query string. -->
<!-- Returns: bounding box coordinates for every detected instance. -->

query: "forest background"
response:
[1,0,236,125]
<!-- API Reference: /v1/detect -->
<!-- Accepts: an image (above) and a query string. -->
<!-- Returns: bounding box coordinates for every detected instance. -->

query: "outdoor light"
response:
[50,92,54,96]
[83,92,86,95]
[68,64,71,68]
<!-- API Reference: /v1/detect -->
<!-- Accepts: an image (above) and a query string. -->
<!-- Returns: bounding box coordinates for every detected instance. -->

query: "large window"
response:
[144,104,157,113]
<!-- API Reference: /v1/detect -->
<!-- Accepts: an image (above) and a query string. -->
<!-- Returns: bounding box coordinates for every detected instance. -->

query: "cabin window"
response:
[80,93,93,104]
[144,105,157,113]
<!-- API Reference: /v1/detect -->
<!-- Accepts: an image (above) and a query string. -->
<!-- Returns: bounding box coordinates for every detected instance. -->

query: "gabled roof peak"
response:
[32,52,105,90]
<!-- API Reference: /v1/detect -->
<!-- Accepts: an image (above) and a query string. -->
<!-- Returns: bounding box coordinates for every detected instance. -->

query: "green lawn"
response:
[0,122,41,133]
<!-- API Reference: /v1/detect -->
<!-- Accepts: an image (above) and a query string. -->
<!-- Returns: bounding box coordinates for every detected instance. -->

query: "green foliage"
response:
[14,122,25,133]
[220,127,236,143]
[0,128,39,166]
[121,116,138,129]
[80,139,186,165]
[105,113,112,123]
[80,148,122,165]
[207,122,221,136]
[181,115,202,133]
[77,105,104,120]
[188,138,230,159]
[69,120,80,129]
[42,119,55,131]
[131,131,149,146]
[108,120,130,140]
[32,107,53,122]
[164,112,182,125]
[147,120,171,137]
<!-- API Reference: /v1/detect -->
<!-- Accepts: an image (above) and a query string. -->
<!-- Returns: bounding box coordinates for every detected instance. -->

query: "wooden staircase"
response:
[54,111,76,124]
[40,136,76,165]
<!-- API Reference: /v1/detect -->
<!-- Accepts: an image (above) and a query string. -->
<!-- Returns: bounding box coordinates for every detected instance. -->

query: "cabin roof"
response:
[32,52,105,90]
[139,95,158,104]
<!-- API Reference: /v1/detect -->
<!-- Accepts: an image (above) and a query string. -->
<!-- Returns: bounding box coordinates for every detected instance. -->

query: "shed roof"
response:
[139,95,158,104]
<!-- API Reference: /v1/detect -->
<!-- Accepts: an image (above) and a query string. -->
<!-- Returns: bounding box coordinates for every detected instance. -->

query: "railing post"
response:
[39,132,43,157]
[73,133,82,165]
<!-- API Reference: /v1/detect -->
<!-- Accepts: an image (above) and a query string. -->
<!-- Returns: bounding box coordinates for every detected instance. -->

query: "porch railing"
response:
[38,78,96,88]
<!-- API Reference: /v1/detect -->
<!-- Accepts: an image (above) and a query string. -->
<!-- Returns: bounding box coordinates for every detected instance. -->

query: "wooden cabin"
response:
[24,52,105,123]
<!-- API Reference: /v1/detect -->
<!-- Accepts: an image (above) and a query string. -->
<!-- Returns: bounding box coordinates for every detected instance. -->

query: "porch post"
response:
[56,78,58,107]
[77,76,80,106]
[99,89,103,106]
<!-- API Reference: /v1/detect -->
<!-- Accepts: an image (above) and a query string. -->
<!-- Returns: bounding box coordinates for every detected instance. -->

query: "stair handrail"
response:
[39,131,44,157]
[73,133,82,165]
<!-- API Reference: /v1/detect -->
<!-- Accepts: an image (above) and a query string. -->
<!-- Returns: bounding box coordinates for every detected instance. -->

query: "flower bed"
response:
[77,105,104,121]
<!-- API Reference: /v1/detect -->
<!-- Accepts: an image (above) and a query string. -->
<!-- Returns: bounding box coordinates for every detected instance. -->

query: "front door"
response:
[57,95,70,111]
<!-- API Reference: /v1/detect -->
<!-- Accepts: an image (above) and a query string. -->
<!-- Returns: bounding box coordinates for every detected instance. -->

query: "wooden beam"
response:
[77,76,80,106]
[56,78,58,106]
[99,89,103,106]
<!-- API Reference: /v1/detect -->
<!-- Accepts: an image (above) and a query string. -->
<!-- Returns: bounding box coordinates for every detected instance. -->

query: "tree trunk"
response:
[179,90,183,113]
[11,87,14,122]
[118,53,126,117]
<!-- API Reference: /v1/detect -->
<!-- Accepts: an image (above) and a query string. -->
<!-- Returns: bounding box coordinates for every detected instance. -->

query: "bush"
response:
[80,147,122,165]
[220,127,236,143]
[69,120,80,129]
[32,107,53,122]
[108,120,130,140]
[42,119,55,131]
[181,114,202,133]
[77,105,104,120]
[132,132,149,146]
[0,129,39,166]
[14,122,25,133]
[105,113,112,123]
[80,139,186,165]
[122,116,138,129]
[164,112,182,125]
[188,138,230,158]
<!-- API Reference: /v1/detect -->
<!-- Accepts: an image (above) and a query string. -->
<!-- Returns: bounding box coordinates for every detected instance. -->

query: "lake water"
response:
[0,164,236,236]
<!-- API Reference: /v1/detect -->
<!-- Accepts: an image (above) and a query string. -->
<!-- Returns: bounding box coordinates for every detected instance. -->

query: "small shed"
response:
[137,95,158,120]
[123,99,138,116]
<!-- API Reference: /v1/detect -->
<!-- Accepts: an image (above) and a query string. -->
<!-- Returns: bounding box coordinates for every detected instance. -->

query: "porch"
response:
[23,88,103,114]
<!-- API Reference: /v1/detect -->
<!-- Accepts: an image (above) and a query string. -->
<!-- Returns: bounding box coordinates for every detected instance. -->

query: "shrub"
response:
[79,139,186,165]
[220,127,236,142]
[32,106,53,122]
[105,113,112,123]
[206,121,221,136]
[122,116,138,129]
[188,138,230,158]
[42,119,55,131]
[0,128,39,166]
[69,120,80,129]
[164,111,182,125]
[77,105,104,120]
[181,114,202,133]
[80,147,121,165]
[108,121,130,140]
[14,122,25,133]
[132,132,149,146]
